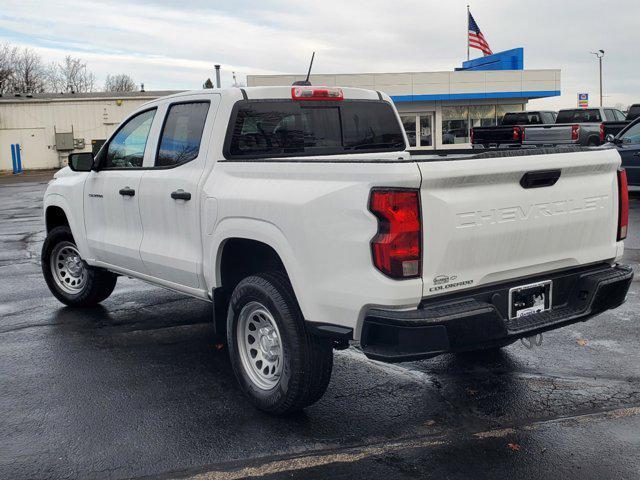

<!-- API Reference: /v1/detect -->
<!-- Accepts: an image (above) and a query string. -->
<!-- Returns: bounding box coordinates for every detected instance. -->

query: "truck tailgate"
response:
[523,125,572,144]
[417,148,621,297]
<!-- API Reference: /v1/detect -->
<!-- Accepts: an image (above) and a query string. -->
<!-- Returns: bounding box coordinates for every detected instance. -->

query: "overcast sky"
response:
[1,0,637,109]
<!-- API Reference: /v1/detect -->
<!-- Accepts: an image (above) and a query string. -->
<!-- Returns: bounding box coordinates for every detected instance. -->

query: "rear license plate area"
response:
[509,281,552,319]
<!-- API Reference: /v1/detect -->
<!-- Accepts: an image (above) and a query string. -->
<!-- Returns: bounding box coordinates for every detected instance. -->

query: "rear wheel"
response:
[42,226,117,306]
[227,272,333,415]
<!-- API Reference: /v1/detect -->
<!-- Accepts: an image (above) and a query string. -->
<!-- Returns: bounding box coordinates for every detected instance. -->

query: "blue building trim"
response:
[457,48,524,71]
[390,90,560,103]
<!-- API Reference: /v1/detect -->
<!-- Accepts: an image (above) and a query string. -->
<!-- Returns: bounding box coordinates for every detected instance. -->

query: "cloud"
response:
[0,0,637,108]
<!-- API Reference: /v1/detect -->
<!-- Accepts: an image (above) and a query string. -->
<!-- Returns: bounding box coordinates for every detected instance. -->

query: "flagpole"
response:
[466,5,470,61]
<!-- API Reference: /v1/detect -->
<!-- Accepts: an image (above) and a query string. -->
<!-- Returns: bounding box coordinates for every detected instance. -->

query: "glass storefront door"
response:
[400,113,434,149]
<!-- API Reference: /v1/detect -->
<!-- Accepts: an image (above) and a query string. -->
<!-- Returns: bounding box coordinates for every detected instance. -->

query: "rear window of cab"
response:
[223,100,406,159]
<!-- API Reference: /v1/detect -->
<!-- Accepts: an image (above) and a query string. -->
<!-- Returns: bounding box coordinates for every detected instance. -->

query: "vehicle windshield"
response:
[556,109,602,123]
[225,100,406,159]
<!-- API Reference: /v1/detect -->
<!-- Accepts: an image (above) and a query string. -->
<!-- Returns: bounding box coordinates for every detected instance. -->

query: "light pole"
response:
[590,50,604,107]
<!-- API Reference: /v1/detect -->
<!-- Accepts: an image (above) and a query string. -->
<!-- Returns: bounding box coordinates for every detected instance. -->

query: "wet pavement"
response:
[1,172,639,479]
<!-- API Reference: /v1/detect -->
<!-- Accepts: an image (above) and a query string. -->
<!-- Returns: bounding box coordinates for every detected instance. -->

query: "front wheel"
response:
[42,226,118,307]
[226,272,333,415]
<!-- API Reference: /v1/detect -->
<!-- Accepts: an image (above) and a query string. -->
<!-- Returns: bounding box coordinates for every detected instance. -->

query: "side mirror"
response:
[605,134,616,143]
[68,152,94,172]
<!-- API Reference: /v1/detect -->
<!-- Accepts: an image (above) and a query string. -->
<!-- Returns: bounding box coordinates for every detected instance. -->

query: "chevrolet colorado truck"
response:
[42,86,633,414]
[471,111,557,149]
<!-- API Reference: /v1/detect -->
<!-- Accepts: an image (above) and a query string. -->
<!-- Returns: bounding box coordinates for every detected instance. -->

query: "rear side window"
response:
[156,102,210,167]
[627,106,640,120]
[225,100,405,159]
[501,112,542,125]
[556,109,602,123]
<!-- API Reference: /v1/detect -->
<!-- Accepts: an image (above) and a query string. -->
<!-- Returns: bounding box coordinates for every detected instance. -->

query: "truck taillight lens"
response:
[291,86,343,101]
[599,123,605,143]
[618,169,629,241]
[369,189,421,279]
[571,124,580,141]
[513,126,522,142]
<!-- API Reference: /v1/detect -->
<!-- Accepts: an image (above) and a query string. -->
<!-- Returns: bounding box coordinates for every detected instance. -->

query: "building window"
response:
[442,106,469,144]
[470,105,497,128]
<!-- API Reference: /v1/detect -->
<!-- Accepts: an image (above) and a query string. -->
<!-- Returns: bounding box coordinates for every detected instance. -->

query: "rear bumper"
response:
[361,263,633,363]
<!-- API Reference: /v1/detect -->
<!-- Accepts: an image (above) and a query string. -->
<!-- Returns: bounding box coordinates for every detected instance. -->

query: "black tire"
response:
[42,226,117,307]
[226,271,333,415]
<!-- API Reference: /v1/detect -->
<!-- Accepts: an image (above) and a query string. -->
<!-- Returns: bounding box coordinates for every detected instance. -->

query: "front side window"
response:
[104,109,156,169]
[621,123,640,145]
[156,102,210,167]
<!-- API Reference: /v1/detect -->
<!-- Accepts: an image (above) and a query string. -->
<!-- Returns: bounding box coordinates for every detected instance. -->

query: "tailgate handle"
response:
[520,170,561,189]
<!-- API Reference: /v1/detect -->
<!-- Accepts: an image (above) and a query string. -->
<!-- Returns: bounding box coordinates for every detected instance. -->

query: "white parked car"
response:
[42,86,633,414]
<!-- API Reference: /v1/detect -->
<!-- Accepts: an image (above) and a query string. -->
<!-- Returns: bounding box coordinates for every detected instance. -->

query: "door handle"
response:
[171,189,191,201]
[119,187,135,197]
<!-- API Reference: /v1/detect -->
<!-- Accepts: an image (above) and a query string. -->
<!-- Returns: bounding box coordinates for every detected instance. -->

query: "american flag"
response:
[468,11,493,56]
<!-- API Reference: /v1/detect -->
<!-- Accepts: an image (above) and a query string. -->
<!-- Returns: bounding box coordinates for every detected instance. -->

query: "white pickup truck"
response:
[42,86,633,414]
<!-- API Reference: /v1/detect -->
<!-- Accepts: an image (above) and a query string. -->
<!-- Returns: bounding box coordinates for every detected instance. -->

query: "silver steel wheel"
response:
[50,241,87,295]
[236,301,283,391]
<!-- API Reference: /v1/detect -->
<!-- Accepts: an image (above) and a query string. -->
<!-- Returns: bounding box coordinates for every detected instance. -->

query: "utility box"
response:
[55,132,75,151]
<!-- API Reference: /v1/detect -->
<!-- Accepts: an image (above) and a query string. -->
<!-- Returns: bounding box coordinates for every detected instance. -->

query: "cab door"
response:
[138,96,219,288]
[617,121,640,186]
[83,108,159,272]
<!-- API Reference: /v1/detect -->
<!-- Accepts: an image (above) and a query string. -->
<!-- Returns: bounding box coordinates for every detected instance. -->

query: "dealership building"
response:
[0,48,561,171]
[248,48,561,150]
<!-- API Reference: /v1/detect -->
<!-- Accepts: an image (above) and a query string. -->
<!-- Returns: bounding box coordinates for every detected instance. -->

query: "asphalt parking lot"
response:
[1,172,639,479]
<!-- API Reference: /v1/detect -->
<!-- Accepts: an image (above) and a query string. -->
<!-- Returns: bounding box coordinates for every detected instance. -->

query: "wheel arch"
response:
[204,218,310,333]
[43,194,91,259]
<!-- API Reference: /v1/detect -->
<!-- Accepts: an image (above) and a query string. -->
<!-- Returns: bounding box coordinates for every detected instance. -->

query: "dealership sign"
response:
[578,93,589,108]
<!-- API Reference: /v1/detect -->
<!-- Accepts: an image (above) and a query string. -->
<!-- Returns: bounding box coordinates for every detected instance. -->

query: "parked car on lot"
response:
[606,116,640,186]
[602,104,640,139]
[523,107,626,147]
[41,86,632,414]
[471,111,557,149]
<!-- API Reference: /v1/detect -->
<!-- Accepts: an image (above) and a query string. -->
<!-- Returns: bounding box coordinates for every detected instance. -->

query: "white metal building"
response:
[248,48,561,150]
[0,90,178,171]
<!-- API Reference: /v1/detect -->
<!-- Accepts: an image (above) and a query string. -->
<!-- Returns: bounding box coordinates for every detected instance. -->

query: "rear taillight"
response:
[513,126,522,142]
[571,124,580,141]
[617,169,629,241]
[369,189,421,279]
[599,123,605,143]
[470,127,474,143]
[291,86,343,101]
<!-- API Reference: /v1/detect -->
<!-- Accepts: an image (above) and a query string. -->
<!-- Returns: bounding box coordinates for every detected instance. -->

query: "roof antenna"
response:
[292,51,315,86]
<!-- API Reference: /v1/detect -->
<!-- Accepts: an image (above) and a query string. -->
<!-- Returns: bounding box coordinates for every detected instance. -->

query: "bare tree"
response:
[13,47,46,93]
[104,74,137,92]
[47,55,96,93]
[0,42,18,94]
